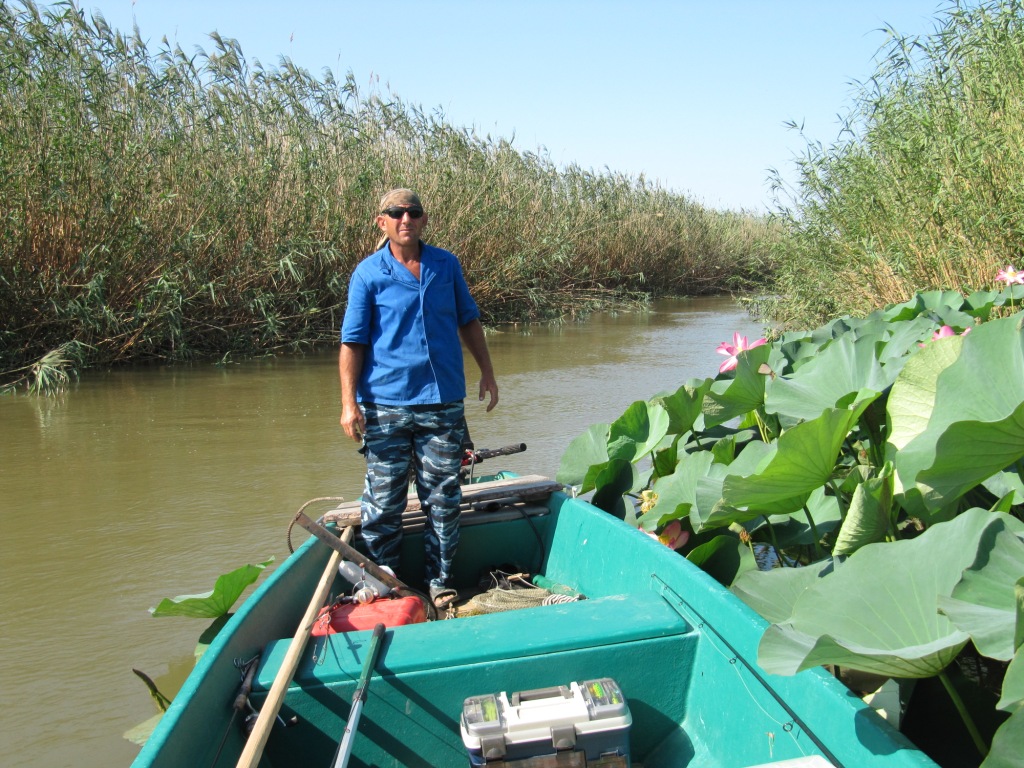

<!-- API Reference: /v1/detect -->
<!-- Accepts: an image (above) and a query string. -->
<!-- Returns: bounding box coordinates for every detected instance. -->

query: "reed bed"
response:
[0,1,775,391]
[766,0,1024,329]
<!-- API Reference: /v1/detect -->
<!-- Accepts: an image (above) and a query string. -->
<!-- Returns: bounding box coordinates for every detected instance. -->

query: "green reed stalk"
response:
[768,0,1024,329]
[0,1,775,391]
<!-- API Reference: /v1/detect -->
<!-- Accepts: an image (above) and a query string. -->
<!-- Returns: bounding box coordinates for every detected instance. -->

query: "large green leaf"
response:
[758,510,1024,678]
[883,289,967,321]
[889,315,1024,515]
[702,343,774,427]
[150,559,274,618]
[731,558,835,624]
[937,530,1024,661]
[721,408,860,517]
[590,459,638,519]
[607,400,671,463]
[556,423,610,490]
[833,464,895,556]
[765,335,891,422]
[652,379,712,436]
[997,649,1024,712]
[980,708,1024,768]
[649,450,714,524]
[691,441,774,530]
[684,533,756,587]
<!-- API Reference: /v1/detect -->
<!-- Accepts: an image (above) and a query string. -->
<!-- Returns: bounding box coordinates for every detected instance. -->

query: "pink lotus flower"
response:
[919,325,971,347]
[644,520,689,550]
[996,266,1024,285]
[716,332,767,373]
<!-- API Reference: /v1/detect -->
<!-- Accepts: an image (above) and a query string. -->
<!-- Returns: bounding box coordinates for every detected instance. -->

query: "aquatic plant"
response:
[0,0,776,392]
[769,1,1024,329]
[558,285,1024,764]
[715,332,767,373]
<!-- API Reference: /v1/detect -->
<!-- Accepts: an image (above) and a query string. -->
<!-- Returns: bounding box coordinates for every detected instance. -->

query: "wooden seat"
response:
[322,474,563,533]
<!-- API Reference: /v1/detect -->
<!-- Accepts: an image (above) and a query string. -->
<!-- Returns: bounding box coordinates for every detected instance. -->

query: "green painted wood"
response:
[132,479,939,768]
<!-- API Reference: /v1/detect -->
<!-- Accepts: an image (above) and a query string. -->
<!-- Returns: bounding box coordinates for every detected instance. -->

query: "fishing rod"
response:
[331,623,386,768]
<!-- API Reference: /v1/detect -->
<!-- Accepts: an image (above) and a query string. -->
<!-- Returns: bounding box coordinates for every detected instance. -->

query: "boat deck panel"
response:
[256,590,694,690]
[253,591,697,768]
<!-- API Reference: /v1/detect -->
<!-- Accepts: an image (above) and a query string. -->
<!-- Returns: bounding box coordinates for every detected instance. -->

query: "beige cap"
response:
[379,188,422,211]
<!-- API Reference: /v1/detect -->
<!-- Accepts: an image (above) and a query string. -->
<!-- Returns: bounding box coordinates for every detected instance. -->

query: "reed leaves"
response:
[769,0,1024,329]
[0,1,775,391]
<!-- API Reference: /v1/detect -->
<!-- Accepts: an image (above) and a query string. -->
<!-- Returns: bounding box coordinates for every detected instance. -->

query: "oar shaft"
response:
[294,512,408,594]
[235,528,353,768]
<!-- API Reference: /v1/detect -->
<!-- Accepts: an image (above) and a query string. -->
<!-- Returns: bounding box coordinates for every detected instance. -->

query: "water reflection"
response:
[0,296,763,767]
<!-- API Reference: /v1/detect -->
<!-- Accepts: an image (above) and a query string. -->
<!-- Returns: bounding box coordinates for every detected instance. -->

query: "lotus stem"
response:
[827,479,849,522]
[802,505,823,559]
[937,669,988,758]
[761,515,788,568]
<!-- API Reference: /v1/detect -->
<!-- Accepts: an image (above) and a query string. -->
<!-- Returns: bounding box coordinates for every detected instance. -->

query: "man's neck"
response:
[388,240,421,264]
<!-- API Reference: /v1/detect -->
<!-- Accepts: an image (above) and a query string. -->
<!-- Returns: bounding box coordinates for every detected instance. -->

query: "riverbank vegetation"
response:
[766,0,1024,329]
[559,284,1024,766]
[0,1,775,392]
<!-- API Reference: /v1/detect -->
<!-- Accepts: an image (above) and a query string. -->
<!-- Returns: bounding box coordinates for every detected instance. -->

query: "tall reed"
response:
[767,0,1024,329]
[0,1,775,391]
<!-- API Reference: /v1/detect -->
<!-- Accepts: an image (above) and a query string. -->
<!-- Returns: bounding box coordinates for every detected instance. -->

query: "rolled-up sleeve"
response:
[341,271,370,344]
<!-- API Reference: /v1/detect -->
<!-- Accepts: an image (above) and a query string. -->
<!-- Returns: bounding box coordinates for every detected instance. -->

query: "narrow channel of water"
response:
[0,296,764,767]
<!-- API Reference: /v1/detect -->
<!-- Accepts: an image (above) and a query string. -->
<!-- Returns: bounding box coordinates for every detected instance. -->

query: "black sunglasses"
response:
[382,206,424,219]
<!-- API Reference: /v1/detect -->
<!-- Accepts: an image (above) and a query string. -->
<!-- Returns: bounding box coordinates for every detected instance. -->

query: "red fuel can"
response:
[312,595,426,635]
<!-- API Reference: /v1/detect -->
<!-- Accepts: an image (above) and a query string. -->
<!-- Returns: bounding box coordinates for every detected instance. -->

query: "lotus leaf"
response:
[889,314,1024,515]
[765,335,891,422]
[556,423,610,490]
[964,290,1000,319]
[150,558,273,618]
[983,469,1024,507]
[833,465,895,556]
[997,650,1024,712]
[651,379,711,436]
[721,408,861,517]
[702,343,774,427]
[684,533,756,587]
[649,450,713,524]
[740,488,841,551]
[731,558,835,624]
[757,510,1024,678]
[606,399,671,463]
[937,530,1024,660]
[980,708,1024,768]
[883,289,966,322]
[589,458,637,519]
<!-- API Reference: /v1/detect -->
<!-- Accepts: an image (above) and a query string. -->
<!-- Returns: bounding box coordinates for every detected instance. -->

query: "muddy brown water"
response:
[0,297,764,767]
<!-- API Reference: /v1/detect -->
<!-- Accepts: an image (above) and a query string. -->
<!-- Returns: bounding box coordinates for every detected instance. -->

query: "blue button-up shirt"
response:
[341,243,480,405]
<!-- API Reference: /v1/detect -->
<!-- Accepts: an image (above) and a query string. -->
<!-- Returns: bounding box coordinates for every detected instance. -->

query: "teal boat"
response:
[132,472,935,768]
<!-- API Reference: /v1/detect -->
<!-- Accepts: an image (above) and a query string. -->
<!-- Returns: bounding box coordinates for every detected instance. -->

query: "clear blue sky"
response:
[73,0,947,212]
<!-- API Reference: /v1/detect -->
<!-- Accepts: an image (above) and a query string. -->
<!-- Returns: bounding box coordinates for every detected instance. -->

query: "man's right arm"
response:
[339,342,366,441]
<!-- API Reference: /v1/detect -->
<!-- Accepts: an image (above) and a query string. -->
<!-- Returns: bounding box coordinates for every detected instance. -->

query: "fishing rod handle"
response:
[353,623,386,704]
[471,443,527,461]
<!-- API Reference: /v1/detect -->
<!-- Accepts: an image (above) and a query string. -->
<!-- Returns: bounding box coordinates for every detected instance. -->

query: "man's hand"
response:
[478,374,499,412]
[340,404,366,441]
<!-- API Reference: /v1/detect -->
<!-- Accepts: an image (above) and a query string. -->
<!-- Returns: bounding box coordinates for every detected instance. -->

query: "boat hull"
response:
[132,483,936,768]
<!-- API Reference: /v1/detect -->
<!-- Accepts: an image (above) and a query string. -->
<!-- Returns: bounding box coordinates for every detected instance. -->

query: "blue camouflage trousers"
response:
[358,401,466,589]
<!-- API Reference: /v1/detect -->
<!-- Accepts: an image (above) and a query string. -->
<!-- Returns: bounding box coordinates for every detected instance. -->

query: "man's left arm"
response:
[459,318,499,412]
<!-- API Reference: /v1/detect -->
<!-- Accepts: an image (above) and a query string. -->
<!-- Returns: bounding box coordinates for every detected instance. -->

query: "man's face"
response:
[377,205,427,249]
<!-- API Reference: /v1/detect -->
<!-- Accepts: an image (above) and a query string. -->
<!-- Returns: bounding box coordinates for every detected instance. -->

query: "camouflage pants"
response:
[358,402,466,589]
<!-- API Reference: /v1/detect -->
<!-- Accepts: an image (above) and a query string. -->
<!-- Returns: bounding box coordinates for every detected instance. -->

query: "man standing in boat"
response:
[339,188,499,611]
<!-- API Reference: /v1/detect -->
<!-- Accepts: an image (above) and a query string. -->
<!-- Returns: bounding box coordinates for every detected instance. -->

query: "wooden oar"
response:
[293,510,438,622]
[293,511,409,595]
[235,527,352,768]
[331,622,386,768]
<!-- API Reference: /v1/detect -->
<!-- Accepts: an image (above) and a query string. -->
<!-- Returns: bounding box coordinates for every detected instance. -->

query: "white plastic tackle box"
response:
[460,678,631,767]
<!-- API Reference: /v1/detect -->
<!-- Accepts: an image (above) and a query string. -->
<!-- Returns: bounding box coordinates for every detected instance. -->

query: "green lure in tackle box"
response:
[460,678,631,767]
